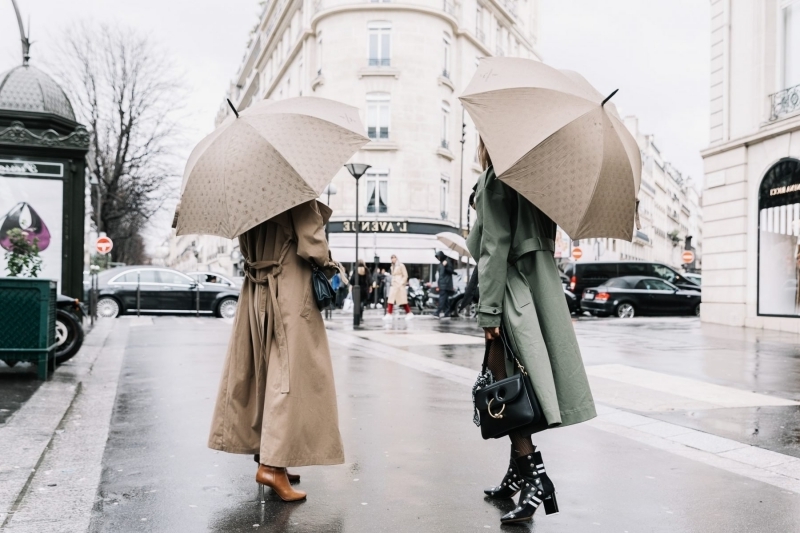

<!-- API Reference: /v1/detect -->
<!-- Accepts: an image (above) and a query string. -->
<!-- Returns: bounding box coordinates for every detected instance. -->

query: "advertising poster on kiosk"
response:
[0,164,64,287]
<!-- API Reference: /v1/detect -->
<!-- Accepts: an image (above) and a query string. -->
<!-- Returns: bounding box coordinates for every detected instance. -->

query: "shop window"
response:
[758,158,800,316]
[366,169,389,213]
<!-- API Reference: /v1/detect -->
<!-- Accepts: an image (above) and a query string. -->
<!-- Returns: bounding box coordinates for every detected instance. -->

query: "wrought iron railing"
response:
[442,69,450,79]
[441,139,450,150]
[368,58,391,67]
[769,84,800,121]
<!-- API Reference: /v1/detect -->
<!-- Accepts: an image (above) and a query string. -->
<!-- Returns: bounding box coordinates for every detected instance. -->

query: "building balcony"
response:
[769,84,800,122]
[440,139,449,150]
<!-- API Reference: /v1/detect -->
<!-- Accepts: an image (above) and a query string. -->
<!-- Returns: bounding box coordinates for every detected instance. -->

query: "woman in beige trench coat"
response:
[208,200,344,502]
[383,254,414,320]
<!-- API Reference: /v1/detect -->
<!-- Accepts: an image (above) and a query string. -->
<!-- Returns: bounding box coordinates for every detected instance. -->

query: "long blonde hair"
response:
[478,136,492,170]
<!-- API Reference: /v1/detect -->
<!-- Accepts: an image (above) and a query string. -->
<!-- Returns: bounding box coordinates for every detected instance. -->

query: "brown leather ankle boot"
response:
[256,465,307,502]
[255,455,299,482]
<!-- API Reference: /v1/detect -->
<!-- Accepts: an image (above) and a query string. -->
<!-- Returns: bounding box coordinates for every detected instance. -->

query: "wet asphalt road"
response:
[88,313,800,532]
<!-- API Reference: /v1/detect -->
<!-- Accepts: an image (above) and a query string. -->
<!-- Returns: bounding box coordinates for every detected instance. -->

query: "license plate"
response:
[584,293,595,300]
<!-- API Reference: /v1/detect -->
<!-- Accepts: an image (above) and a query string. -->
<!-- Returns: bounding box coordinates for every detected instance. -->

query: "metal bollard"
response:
[136,272,141,317]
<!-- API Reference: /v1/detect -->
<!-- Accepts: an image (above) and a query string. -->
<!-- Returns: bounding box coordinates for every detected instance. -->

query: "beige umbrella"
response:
[176,96,369,238]
[436,231,472,259]
[459,57,642,241]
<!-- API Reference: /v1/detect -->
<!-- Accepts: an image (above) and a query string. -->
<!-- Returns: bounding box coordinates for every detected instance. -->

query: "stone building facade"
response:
[700,0,800,331]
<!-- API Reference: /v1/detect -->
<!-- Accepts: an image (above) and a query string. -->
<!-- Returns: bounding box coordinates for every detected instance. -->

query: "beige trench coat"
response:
[208,200,344,467]
[387,262,409,305]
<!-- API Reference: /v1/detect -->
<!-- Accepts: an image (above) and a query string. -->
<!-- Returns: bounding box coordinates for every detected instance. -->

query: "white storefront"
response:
[700,0,800,331]
[207,0,540,278]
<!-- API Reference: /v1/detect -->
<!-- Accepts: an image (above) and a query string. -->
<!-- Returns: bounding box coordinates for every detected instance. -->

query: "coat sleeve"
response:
[291,201,341,278]
[476,177,513,328]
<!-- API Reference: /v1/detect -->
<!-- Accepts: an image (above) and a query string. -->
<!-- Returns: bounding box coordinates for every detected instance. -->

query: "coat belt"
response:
[508,237,555,264]
[245,252,292,394]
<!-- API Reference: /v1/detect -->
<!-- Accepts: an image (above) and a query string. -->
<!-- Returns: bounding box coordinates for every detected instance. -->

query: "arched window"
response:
[758,158,800,316]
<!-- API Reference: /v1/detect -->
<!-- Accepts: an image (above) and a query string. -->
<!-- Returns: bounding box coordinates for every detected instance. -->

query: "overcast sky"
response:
[1,0,710,247]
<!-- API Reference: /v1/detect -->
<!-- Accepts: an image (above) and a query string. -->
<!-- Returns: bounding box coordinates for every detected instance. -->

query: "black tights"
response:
[486,338,536,458]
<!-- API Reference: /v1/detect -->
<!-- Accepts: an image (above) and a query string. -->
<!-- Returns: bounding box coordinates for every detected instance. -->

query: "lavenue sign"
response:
[328,220,457,236]
[0,159,64,178]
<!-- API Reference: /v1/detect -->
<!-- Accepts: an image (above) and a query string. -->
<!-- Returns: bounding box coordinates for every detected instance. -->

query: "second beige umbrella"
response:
[177,96,369,238]
[460,58,641,241]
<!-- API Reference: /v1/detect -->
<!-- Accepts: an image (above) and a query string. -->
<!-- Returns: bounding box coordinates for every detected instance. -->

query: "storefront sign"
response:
[340,220,409,233]
[0,159,64,178]
[769,183,800,196]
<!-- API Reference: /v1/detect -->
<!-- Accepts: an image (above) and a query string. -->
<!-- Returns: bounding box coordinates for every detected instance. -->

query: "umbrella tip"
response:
[601,89,619,107]
[227,98,240,118]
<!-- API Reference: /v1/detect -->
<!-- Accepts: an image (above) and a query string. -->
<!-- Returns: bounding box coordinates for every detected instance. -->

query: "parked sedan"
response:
[580,276,701,318]
[96,266,239,319]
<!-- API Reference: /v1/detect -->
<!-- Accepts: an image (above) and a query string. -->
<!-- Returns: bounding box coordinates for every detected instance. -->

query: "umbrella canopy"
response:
[459,58,641,241]
[436,231,472,258]
[177,96,369,238]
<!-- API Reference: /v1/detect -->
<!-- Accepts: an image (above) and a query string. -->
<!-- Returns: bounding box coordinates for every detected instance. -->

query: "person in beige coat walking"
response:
[383,254,414,320]
[208,200,344,502]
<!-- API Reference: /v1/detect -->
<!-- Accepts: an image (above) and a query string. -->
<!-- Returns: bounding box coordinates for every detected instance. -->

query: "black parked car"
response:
[55,295,84,364]
[565,261,700,302]
[95,266,239,319]
[580,276,701,318]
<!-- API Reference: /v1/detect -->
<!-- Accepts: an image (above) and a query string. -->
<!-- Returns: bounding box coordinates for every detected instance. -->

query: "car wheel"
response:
[55,309,83,365]
[97,297,121,318]
[695,303,701,317]
[615,303,635,318]
[216,297,238,319]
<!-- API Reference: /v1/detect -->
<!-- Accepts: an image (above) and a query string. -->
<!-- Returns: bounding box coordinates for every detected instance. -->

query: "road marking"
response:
[329,328,800,494]
[352,330,484,347]
[586,364,798,409]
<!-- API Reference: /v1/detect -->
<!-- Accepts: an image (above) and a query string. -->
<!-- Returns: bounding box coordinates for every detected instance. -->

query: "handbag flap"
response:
[475,374,525,407]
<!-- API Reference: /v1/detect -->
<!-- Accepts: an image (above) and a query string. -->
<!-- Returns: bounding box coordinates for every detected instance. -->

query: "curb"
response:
[0,320,117,527]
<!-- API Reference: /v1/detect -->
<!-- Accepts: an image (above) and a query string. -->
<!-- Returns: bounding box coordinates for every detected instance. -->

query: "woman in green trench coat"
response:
[466,139,596,525]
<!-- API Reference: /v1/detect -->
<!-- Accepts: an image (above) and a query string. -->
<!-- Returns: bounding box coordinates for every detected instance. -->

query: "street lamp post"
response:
[322,183,338,242]
[345,163,371,326]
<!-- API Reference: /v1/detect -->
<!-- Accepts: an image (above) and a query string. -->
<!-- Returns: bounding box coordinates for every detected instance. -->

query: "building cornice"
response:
[311,3,460,34]
[701,115,800,159]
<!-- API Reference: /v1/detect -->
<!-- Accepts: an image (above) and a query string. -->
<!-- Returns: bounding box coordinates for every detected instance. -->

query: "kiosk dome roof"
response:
[0,64,76,121]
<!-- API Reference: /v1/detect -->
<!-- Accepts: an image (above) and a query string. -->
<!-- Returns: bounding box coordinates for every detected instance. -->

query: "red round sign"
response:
[572,247,583,260]
[682,250,695,264]
[96,236,113,255]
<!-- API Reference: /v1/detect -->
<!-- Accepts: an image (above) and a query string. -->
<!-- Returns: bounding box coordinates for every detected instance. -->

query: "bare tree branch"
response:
[55,23,186,265]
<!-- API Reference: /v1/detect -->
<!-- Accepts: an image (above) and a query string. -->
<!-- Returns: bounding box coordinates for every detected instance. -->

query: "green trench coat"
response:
[466,167,596,430]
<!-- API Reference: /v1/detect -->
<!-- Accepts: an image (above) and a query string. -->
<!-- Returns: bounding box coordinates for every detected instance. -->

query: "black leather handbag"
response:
[311,264,335,310]
[473,329,546,440]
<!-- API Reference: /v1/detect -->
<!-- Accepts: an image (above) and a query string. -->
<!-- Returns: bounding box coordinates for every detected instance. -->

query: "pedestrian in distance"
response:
[335,271,349,309]
[383,254,414,321]
[349,259,372,314]
[207,200,345,503]
[433,250,455,319]
[468,138,596,524]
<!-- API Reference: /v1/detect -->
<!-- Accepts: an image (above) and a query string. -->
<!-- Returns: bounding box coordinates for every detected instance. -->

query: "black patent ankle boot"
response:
[484,451,522,499]
[500,451,558,524]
